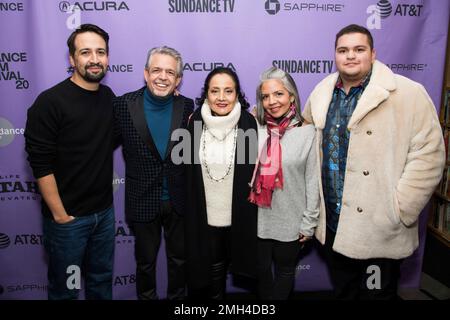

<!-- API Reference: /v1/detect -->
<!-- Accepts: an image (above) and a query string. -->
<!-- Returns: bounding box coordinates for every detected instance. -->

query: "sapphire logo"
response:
[0,233,11,249]
[376,0,392,18]
[265,0,280,15]
[264,1,344,15]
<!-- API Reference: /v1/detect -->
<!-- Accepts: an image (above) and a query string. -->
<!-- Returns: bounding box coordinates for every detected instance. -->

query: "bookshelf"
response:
[429,27,450,247]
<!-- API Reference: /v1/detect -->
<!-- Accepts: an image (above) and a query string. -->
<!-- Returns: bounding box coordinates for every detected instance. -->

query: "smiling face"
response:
[335,32,376,87]
[69,31,108,89]
[206,73,238,116]
[260,79,293,119]
[144,53,181,97]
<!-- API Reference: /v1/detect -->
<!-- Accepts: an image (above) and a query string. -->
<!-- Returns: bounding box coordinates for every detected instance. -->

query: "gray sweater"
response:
[257,124,319,242]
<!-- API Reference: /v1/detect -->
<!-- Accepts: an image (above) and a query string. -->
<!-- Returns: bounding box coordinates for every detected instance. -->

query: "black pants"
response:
[132,201,185,300]
[207,226,231,300]
[322,227,403,300]
[257,237,301,300]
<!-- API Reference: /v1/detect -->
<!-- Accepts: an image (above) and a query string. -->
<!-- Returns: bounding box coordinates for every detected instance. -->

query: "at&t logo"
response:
[0,233,11,249]
[265,0,280,15]
[367,0,424,30]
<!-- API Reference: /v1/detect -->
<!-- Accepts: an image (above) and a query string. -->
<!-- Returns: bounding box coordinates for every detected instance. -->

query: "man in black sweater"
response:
[24,24,115,300]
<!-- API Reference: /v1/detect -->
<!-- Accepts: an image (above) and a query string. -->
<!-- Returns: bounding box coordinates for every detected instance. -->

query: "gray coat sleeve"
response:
[299,131,320,237]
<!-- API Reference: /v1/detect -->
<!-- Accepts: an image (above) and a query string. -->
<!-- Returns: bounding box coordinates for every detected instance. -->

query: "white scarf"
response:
[201,100,241,139]
[200,101,241,227]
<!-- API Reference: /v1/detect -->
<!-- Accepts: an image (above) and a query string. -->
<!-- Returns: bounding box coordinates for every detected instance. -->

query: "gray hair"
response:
[145,46,183,77]
[255,67,302,125]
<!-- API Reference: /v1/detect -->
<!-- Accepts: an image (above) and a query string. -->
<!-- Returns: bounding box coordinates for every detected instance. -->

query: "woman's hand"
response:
[298,233,311,243]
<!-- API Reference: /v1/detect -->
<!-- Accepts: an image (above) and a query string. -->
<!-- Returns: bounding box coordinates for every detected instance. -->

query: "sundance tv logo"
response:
[168,0,236,13]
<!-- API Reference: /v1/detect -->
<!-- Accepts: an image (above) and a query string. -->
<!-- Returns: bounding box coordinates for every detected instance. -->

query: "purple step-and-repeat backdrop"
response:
[0,0,448,300]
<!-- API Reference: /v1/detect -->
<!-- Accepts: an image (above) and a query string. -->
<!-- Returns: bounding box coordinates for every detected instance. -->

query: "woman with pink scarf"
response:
[249,67,320,299]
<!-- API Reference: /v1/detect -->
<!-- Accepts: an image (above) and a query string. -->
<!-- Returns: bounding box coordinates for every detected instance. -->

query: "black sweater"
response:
[25,78,115,218]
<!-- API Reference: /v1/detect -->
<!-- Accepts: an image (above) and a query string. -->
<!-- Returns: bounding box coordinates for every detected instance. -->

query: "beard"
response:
[80,63,107,83]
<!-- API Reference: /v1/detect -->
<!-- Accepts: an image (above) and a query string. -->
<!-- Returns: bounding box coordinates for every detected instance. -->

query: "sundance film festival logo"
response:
[168,0,236,13]
[0,52,30,90]
[264,0,344,15]
[367,0,424,30]
[0,2,24,11]
[113,172,125,193]
[67,63,134,74]
[0,117,24,147]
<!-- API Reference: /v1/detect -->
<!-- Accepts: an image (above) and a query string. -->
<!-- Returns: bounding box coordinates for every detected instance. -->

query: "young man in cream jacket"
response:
[303,24,445,300]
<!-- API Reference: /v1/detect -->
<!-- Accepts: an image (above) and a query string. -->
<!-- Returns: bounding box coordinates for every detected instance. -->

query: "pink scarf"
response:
[249,104,299,208]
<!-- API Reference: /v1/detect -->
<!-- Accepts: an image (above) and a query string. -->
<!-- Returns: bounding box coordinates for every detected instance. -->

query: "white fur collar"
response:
[201,101,241,140]
[308,60,396,129]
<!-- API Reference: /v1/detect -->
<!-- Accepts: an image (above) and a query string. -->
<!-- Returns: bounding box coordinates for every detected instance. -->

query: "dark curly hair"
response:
[195,67,250,110]
[67,23,109,57]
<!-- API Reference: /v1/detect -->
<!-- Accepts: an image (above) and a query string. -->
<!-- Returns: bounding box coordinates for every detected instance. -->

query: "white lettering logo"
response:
[366,265,381,290]
[66,265,81,290]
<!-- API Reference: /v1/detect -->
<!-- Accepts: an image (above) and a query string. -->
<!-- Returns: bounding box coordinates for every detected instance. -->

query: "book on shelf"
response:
[446,204,450,234]
[444,88,450,123]
[438,167,449,197]
[444,128,449,163]
[447,169,450,199]
[430,199,444,231]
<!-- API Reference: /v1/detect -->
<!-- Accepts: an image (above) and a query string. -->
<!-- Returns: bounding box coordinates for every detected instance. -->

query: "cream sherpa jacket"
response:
[303,60,445,259]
